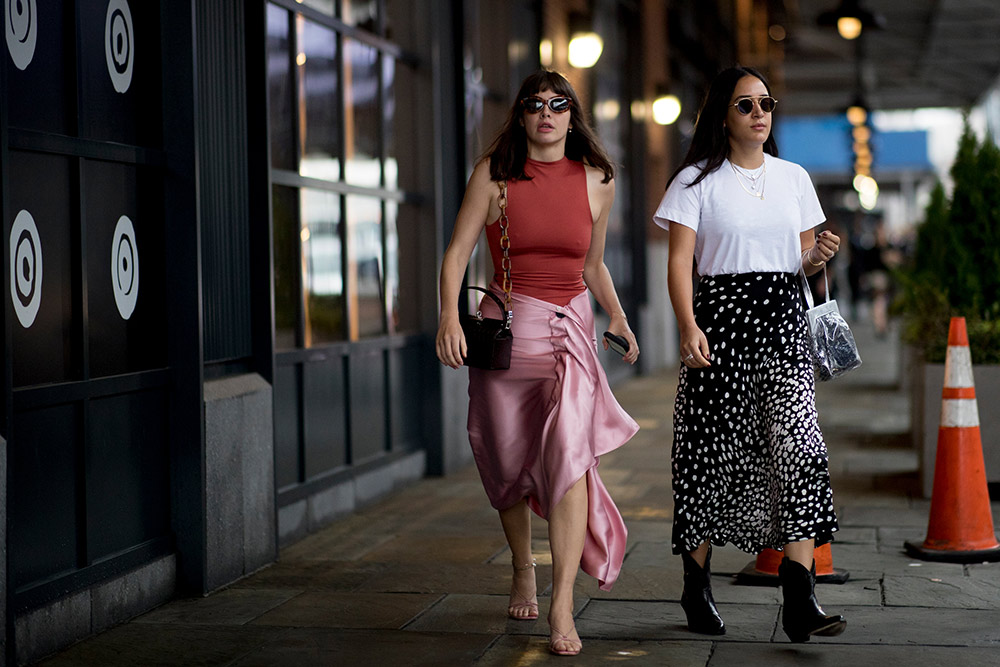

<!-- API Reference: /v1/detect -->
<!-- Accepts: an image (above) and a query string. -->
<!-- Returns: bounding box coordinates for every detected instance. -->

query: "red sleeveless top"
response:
[486,157,592,306]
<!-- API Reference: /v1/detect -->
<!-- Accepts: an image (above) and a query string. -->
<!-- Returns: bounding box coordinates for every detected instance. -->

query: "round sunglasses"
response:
[730,96,778,115]
[520,96,573,114]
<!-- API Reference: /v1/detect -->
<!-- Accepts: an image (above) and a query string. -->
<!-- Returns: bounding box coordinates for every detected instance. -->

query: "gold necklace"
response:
[730,159,766,200]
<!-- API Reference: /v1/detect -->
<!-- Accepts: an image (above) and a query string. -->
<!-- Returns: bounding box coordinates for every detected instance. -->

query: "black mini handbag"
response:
[460,181,513,370]
[460,286,513,369]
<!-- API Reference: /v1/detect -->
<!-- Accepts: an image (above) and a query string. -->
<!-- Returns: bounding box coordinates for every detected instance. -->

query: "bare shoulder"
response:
[468,158,494,190]
[585,164,615,206]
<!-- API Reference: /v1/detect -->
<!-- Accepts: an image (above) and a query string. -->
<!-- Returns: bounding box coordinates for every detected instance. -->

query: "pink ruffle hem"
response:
[467,287,639,591]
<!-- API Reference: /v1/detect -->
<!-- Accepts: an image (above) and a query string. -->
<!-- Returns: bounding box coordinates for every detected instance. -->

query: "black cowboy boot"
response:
[778,557,847,642]
[680,549,725,635]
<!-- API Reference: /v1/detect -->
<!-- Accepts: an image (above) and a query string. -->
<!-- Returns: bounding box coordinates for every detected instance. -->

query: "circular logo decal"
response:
[104,0,133,93]
[10,209,42,328]
[111,215,139,319]
[5,0,37,70]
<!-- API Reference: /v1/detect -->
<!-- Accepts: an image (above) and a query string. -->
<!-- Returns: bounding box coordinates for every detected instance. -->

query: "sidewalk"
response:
[41,319,1000,666]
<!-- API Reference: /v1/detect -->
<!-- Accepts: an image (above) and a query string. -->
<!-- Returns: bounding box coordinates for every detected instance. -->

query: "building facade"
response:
[0,1,763,662]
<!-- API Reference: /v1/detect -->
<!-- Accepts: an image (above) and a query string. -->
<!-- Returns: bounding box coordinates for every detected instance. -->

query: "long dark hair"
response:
[666,66,779,189]
[484,70,615,183]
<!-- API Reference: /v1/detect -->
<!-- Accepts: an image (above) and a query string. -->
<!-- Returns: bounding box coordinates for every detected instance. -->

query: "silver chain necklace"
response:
[730,159,766,200]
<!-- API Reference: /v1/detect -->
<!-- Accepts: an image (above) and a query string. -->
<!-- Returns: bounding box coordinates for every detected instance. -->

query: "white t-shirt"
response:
[653,154,825,276]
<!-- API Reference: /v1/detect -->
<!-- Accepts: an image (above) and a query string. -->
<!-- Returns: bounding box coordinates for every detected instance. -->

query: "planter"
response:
[911,359,1000,498]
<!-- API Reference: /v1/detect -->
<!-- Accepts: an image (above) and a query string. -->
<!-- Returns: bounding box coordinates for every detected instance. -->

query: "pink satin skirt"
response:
[467,287,639,590]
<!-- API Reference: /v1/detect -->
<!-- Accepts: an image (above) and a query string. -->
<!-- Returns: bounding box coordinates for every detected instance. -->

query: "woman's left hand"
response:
[810,230,841,264]
[605,316,639,365]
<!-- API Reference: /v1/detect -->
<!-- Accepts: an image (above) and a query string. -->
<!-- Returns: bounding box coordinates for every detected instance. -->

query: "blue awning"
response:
[775,115,933,175]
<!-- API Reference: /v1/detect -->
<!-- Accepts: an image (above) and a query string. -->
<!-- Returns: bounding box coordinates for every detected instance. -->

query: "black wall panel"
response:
[197,0,252,365]
[85,390,170,561]
[302,357,347,478]
[10,403,81,590]
[349,349,385,464]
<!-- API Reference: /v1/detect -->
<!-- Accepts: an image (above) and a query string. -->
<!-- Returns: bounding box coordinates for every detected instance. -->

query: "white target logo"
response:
[111,215,138,320]
[10,209,42,328]
[5,0,37,70]
[104,0,133,93]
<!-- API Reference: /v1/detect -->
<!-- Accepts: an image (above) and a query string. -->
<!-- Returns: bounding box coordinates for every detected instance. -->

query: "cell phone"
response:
[603,331,629,356]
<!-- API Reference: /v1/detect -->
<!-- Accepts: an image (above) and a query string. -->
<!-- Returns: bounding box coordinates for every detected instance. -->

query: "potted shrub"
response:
[895,125,1000,497]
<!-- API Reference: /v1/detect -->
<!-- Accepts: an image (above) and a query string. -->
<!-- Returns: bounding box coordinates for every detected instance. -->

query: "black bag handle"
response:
[461,286,512,329]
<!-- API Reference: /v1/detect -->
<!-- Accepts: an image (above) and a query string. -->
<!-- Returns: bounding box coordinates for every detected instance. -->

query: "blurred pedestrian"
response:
[436,69,639,656]
[654,65,847,642]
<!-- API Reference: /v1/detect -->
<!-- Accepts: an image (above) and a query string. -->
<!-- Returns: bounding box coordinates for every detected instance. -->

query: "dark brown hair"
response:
[484,70,615,183]
[666,65,779,190]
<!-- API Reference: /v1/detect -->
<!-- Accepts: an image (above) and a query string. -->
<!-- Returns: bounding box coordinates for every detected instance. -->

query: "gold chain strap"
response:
[498,181,513,326]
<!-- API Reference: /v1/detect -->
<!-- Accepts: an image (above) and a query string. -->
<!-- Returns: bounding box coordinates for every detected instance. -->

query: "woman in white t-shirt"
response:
[653,66,847,643]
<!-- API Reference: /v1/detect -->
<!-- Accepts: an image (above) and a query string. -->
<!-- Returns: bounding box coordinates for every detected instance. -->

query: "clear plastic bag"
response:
[799,265,862,381]
[806,300,862,381]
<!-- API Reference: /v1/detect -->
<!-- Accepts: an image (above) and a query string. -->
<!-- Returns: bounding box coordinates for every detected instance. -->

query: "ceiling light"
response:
[568,12,603,69]
[837,17,862,40]
[818,1,885,40]
[652,94,681,125]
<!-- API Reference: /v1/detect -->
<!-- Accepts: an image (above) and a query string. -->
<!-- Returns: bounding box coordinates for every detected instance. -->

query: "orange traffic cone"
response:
[905,317,1000,562]
[736,543,849,586]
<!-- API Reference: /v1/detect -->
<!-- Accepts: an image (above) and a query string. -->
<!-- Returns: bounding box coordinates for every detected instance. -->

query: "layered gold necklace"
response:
[730,159,766,200]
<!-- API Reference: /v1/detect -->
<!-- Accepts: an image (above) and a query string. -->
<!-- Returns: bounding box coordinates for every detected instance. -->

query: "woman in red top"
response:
[437,70,639,656]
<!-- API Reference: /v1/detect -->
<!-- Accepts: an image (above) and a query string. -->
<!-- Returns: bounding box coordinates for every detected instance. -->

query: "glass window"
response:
[345,195,384,339]
[299,0,336,18]
[383,55,397,191]
[301,189,345,345]
[6,4,73,134]
[272,185,300,350]
[10,152,78,387]
[385,199,398,332]
[78,0,163,147]
[267,5,296,171]
[299,18,341,180]
[343,39,380,188]
[85,161,167,377]
[341,0,379,31]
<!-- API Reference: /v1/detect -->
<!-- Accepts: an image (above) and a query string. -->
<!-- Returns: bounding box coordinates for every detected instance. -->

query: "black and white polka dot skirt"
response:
[671,272,838,555]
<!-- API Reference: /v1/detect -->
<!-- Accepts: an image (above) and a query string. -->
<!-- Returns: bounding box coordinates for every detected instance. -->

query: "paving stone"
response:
[828,543,967,578]
[359,533,510,564]
[38,623,289,666]
[355,561,551,595]
[709,641,1000,666]
[476,633,713,666]
[837,505,930,528]
[250,592,440,629]
[579,566,679,602]
[230,560,385,592]
[966,562,1000,584]
[621,520,672,546]
[884,574,1000,609]
[813,605,1000,646]
[229,628,495,667]
[134,589,302,626]
[402,592,588,635]
[574,600,779,642]
[622,541,673,568]
[832,527,878,545]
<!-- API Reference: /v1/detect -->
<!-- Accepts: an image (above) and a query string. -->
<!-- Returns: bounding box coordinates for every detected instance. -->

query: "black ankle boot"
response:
[778,557,847,642]
[680,549,725,635]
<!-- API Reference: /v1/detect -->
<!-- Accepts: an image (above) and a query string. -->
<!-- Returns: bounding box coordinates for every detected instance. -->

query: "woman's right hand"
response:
[679,324,711,368]
[436,314,466,369]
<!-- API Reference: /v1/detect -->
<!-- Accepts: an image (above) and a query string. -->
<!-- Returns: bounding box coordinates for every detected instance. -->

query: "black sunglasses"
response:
[730,96,778,115]
[521,96,573,114]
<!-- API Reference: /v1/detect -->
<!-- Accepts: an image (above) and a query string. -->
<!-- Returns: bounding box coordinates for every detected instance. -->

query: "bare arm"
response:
[582,170,639,365]
[436,161,500,368]
[667,222,711,367]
